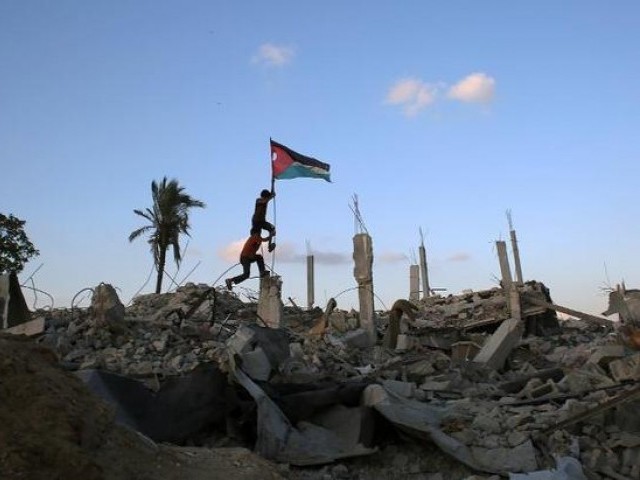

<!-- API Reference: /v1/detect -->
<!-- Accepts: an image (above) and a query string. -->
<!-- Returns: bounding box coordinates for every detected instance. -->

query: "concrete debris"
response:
[4,315,45,336]
[233,367,376,465]
[473,318,524,370]
[603,285,640,327]
[90,282,125,326]
[6,280,640,480]
[509,456,587,479]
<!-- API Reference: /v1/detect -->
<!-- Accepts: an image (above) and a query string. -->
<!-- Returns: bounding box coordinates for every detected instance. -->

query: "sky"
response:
[2,1,639,316]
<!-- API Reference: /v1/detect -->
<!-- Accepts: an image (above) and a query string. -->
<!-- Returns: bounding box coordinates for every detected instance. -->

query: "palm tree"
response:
[129,177,205,294]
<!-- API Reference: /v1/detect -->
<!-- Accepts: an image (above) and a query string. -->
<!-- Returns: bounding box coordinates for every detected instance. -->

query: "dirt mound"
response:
[0,334,283,480]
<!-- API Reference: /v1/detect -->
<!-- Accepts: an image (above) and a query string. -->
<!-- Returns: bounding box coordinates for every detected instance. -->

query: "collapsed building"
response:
[2,223,640,480]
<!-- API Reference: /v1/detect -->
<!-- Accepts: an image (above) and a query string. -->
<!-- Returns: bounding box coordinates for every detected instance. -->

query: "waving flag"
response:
[271,139,331,182]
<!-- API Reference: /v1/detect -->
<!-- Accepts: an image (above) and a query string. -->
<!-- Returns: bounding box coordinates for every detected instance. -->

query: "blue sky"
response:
[2,1,639,315]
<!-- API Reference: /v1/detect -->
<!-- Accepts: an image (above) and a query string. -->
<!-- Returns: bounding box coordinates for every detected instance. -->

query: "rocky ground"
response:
[2,281,640,479]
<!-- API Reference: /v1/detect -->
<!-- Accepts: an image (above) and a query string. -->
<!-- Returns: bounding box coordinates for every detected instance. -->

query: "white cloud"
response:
[252,43,295,67]
[385,78,438,116]
[378,251,408,264]
[218,239,245,263]
[447,73,495,103]
[217,240,349,265]
[447,252,471,262]
[312,251,350,265]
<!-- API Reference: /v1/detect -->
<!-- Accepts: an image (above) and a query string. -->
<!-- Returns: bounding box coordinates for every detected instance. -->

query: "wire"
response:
[330,284,388,311]
[20,284,54,310]
[71,287,94,309]
[128,262,156,305]
[168,261,202,293]
[20,263,44,287]
[211,262,241,288]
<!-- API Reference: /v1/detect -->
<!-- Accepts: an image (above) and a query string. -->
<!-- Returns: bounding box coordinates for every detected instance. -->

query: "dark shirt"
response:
[253,197,268,222]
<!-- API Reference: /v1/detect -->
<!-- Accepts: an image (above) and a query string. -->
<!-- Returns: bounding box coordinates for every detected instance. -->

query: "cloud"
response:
[252,43,295,67]
[378,251,408,264]
[385,78,438,116]
[447,252,471,262]
[279,244,350,265]
[447,73,495,103]
[217,240,349,265]
[312,251,351,265]
[218,239,245,263]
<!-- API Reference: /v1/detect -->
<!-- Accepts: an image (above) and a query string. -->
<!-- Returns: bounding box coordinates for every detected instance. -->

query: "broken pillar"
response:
[419,244,430,299]
[510,228,524,284]
[473,317,524,370]
[496,240,513,291]
[258,275,283,328]
[409,264,419,302]
[383,299,418,350]
[306,254,314,310]
[353,233,376,345]
[91,283,125,327]
[0,272,31,330]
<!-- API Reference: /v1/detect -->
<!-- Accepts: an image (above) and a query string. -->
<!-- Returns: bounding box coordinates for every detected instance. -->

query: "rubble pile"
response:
[39,284,249,377]
[4,280,640,479]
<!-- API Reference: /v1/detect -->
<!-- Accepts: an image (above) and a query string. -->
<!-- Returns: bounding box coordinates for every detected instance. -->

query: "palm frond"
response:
[128,225,153,242]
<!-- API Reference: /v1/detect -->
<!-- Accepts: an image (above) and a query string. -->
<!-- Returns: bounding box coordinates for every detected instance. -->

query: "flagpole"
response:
[269,138,277,270]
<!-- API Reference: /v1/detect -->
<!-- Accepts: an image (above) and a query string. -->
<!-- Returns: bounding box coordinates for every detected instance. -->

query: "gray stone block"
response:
[382,379,416,398]
[226,326,256,354]
[473,318,523,370]
[241,346,272,381]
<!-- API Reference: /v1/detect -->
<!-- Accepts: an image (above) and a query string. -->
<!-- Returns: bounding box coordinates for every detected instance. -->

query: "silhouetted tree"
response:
[128,178,205,294]
[0,213,39,275]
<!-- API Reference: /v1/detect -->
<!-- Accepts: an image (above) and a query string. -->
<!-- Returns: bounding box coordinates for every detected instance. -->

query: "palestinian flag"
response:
[271,139,331,182]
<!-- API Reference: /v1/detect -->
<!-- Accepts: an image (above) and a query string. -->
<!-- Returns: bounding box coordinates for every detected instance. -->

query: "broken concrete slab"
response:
[241,347,272,381]
[233,367,376,465]
[381,379,416,398]
[508,456,586,479]
[587,345,626,369]
[4,316,45,336]
[608,353,640,382]
[308,404,375,450]
[227,324,290,371]
[226,326,257,355]
[473,318,524,370]
[362,383,497,474]
[499,368,565,395]
[471,440,538,473]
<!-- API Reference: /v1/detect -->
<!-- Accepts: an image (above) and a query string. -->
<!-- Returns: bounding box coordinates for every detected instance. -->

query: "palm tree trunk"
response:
[155,246,167,294]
